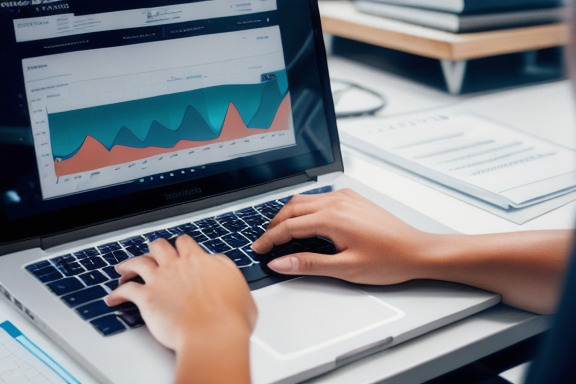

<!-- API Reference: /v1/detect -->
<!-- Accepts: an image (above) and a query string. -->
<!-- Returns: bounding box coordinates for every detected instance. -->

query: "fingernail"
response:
[251,240,264,253]
[268,256,298,274]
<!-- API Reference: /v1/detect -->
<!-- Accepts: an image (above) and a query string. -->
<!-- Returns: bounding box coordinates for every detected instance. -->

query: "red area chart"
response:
[53,95,292,177]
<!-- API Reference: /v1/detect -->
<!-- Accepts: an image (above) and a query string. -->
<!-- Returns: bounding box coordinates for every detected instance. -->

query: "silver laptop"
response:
[0,1,500,383]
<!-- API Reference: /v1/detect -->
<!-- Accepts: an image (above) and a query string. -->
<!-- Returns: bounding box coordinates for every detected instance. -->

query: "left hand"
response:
[105,235,258,353]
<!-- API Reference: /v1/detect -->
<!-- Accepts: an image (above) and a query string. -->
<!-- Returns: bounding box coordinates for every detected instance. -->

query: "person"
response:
[105,189,575,384]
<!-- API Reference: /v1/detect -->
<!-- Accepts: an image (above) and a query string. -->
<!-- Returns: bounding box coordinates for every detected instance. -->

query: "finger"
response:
[174,234,206,258]
[213,253,251,282]
[252,212,334,254]
[105,280,146,307]
[267,193,327,229]
[251,219,310,253]
[267,252,350,279]
[116,254,158,284]
[148,238,178,265]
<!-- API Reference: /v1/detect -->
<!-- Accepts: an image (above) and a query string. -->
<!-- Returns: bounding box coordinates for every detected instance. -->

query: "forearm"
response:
[174,325,252,384]
[421,230,573,314]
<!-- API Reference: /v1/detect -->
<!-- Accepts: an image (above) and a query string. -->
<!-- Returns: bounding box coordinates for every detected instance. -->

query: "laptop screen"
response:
[0,0,340,247]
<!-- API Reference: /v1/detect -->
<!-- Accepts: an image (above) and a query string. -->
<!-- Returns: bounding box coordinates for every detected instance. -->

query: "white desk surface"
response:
[1,55,574,384]
[306,55,575,383]
[329,55,576,235]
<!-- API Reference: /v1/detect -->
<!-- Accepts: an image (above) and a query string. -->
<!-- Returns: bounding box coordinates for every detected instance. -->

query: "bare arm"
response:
[252,189,573,314]
[105,235,257,384]
[423,230,572,314]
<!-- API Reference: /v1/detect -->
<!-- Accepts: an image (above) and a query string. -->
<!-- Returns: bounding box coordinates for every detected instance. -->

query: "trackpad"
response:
[252,277,404,357]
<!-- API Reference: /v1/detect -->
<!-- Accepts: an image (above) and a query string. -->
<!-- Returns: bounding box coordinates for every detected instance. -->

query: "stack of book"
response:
[352,0,566,33]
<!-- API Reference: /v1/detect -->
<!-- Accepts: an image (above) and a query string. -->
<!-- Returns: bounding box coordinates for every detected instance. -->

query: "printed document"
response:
[339,112,576,209]
[0,321,79,383]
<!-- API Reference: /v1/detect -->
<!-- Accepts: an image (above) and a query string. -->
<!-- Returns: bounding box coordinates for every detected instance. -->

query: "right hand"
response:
[252,188,436,285]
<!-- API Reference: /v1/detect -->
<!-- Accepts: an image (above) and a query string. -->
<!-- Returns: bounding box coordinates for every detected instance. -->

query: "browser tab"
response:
[12,0,277,42]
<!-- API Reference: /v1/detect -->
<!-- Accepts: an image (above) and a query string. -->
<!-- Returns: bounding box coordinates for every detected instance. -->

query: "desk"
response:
[328,55,576,235]
[1,56,575,384]
[303,55,576,383]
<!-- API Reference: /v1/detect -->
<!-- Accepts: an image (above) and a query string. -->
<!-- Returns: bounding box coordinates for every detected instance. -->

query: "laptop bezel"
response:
[0,0,342,254]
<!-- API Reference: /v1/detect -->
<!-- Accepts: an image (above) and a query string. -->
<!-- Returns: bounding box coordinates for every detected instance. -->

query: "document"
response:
[0,321,79,384]
[339,112,576,209]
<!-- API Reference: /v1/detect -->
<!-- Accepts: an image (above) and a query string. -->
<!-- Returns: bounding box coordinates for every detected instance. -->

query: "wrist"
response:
[174,322,252,384]
[411,233,467,282]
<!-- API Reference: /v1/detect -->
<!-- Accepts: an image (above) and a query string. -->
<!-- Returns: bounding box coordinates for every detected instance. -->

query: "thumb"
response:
[267,253,341,277]
[267,256,300,274]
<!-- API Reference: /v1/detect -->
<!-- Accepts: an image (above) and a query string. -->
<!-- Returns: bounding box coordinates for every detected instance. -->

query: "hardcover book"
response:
[354,0,564,33]
[354,0,563,14]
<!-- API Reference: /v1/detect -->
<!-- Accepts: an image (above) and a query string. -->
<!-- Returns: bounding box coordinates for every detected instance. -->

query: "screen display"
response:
[0,0,339,246]
[24,25,295,199]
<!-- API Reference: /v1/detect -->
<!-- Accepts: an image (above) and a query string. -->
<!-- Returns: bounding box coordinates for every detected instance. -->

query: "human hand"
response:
[105,235,257,354]
[252,188,436,285]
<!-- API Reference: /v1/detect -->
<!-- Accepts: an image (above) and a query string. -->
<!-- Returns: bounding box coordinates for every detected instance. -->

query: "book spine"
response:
[362,0,562,14]
[462,0,561,14]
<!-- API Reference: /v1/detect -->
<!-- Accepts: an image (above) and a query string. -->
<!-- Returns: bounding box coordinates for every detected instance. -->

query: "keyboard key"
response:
[222,232,250,248]
[121,236,148,256]
[73,247,99,258]
[47,277,84,296]
[103,266,121,279]
[125,243,149,256]
[240,226,265,242]
[185,229,209,244]
[240,263,268,282]
[237,211,267,227]
[102,250,130,265]
[76,299,116,320]
[90,314,126,336]
[62,285,107,307]
[224,249,253,268]
[200,225,229,239]
[97,242,122,253]
[241,246,260,263]
[254,201,283,219]
[79,256,107,270]
[105,279,119,291]
[167,225,187,236]
[143,229,172,242]
[117,305,144,329]
[121,236,146,246]
[195,218,218,229]
[79,270,108,286]
[216,213,245,231]
[172,222,199,235]
[200,238,231,254]
[26,262,63,283]
[52,256,85,276]
[235,206,258,218]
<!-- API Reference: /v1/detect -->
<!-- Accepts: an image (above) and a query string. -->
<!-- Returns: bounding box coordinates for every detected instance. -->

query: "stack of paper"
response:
[339,112,576,209]
[0,321,79,384]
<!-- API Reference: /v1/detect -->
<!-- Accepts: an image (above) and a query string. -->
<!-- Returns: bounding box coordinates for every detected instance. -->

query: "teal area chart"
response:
[48,70,289,161]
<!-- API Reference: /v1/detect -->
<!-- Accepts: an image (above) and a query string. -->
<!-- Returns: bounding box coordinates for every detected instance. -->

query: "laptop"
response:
[0,1,500,383]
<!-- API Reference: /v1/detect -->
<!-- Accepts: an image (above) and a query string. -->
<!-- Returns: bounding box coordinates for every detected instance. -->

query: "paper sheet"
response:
[0,321,79,384]
[339,112,576,210]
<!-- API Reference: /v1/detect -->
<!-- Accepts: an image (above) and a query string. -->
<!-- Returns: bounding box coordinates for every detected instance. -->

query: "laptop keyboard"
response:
[25,186,332,336]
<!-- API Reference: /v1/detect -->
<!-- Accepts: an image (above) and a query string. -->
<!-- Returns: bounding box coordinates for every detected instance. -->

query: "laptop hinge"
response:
[37,172,318,251]
[0,238,42,257]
